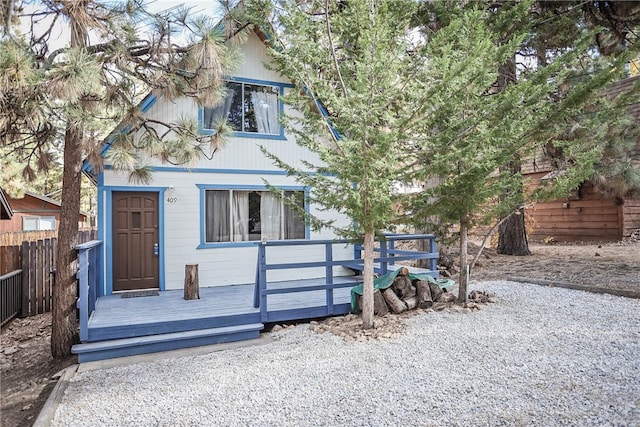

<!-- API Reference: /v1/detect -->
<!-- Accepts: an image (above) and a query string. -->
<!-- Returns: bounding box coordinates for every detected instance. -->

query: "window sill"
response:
[197,238,308,249]
[199,129,287,141]
[197,241,261,249]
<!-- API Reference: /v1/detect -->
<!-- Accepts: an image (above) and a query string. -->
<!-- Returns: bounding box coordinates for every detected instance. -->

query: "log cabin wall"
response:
[521,76,640,242]
[526,172,624,241]
[622,197,640,237]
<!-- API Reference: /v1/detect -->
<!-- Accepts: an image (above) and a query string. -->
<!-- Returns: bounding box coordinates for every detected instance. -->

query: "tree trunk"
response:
[184,264,200,300]
[497,206,532,256]
[361,230,375,329]
[457,218,469,304]
[51,4,87,359]
[51,124,83,358]
[495,57,531,256]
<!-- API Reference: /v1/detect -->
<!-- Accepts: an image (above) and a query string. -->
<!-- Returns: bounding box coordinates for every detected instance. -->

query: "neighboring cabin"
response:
[524,76,640,242]
[85,29,352,296]
[0,189,91,233]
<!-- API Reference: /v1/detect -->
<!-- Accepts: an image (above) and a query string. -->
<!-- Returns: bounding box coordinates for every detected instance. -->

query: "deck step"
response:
[87,312,262,342]
[72,323,264,363]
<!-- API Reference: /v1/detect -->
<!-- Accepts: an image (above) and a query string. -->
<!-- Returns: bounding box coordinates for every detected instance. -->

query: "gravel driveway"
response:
[52,281,640,426]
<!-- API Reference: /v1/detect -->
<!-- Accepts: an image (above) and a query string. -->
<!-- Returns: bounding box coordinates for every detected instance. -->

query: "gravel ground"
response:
[52,281,640,427]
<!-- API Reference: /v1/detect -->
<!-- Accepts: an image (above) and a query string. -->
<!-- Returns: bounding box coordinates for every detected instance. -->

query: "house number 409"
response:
[166,197,178,204]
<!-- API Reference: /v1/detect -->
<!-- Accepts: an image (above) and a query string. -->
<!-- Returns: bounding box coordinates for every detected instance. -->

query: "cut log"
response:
[428,280,443,302]
[397,267,409,276]
[374,289,389,316]
[383,288,407,314]
[415,280,433,309]
[392,275,415,299]
[184,264,200,300]
[404,296,418,310]
[356,290,390,316]
[437,291,456,303]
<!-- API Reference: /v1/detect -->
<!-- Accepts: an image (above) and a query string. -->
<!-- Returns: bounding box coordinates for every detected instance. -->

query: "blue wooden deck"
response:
[72,234,439,362]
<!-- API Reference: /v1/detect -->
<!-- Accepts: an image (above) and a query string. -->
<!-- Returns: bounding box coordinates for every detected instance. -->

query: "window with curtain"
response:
[202,81,280,136]
[204,189,305,243]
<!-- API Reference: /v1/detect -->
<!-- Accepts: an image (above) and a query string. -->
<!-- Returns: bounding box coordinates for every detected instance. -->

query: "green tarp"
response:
[350,269,455,311]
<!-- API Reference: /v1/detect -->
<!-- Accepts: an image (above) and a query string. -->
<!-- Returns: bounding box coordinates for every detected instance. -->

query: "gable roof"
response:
[81,20,338,182]
[82,93,158,183]
[0,188,13,219]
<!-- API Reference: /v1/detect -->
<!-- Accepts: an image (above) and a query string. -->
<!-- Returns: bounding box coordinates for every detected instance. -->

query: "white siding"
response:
[104,169,351,289]
[101,31,351,291]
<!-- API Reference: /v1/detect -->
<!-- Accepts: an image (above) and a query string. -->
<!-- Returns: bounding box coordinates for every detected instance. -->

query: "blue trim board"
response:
[102,164,316,176]
[196,183,309,249]
[82,94,158,177]
[104,186,166,295]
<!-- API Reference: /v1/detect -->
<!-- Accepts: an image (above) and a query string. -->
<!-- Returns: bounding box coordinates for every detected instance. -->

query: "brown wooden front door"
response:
[112,192,159,291]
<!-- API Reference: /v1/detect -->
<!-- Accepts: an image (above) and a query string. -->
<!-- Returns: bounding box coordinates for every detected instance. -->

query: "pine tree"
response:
[250,0,420,328]
[0,1,238,358]
[405,1,637,302]
[496,0,640,254]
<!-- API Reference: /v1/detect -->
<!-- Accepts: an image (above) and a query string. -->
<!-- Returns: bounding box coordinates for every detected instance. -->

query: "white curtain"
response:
[260,192,281,240]
[233,191,249,241]
[203,87,235,130]
[284,192,305,239]
[251,89,279,134]
[205,191,230,242]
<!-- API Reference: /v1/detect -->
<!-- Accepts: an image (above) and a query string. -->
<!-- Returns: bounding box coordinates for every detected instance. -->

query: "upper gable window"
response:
[202,80,285,139]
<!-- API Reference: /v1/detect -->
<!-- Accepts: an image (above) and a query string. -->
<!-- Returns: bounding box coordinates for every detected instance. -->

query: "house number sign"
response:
[166,196,178,204]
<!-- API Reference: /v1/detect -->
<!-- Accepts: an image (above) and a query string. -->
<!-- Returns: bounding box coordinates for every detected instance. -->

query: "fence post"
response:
[20,241,29,318]
[36,240,43,315]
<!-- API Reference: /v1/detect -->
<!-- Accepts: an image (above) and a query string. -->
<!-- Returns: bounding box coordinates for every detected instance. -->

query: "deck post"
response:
[429,236,438,273]
[253,256,260,308]
[77,250,89,342]
[325,242,334,315]
[258,242,268,320]
[380,239,388,275]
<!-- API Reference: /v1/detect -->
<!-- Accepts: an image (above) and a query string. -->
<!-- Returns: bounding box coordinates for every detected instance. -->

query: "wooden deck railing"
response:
[76,240,102,342]
[253,234,439,321]
[1,269,22,326]
[353,233,438,274]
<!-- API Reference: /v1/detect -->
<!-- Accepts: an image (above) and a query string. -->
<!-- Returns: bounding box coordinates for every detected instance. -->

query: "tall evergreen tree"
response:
[404,1,637,301]
[250,0,420,328]
[0,0,238,357]
[496,0,640,254]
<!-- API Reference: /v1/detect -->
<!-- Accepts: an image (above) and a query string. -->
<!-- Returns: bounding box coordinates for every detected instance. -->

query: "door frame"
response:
[103,186,166,295]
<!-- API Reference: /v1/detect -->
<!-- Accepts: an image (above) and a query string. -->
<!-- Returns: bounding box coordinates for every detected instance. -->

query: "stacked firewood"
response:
[355,267,457,316]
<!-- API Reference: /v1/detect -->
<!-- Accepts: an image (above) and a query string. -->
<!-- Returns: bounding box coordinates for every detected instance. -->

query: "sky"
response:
[21,1,224,50]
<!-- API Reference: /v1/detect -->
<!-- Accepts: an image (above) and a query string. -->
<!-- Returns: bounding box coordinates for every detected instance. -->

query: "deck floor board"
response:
[87,264,436,340]
[89,276,360,331]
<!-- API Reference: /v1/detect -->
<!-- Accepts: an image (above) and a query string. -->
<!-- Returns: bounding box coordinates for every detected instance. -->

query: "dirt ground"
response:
[1,240,639,427]
[469,240,640,291]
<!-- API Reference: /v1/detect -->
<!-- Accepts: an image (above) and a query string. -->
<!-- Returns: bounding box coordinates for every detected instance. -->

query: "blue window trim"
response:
[196,183,310,249]
[198,77,294,141]
[103,185,167,295]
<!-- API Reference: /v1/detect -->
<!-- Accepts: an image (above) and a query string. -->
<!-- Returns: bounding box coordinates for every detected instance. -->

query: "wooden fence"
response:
[0,230,97,324]
[0,230,96,275]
